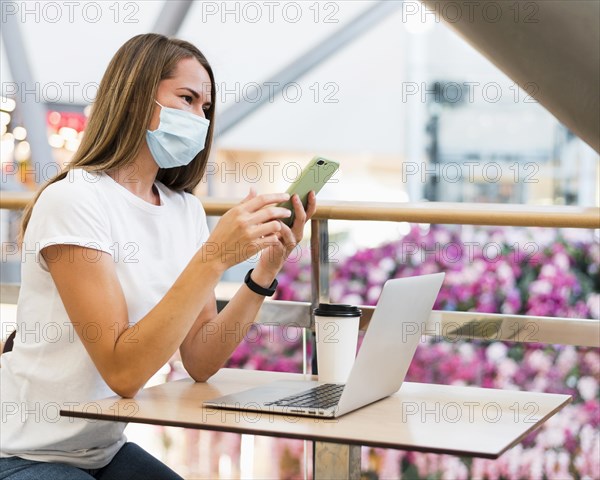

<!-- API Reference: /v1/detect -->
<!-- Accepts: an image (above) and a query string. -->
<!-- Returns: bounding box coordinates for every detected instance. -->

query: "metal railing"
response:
[1,192,599,347]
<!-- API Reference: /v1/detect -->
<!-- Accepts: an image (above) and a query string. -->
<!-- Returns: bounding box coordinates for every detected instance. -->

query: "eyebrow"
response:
[177,87,200,99]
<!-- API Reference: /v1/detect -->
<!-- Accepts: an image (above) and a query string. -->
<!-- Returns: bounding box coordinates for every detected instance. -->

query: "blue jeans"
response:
[0,442,183,479]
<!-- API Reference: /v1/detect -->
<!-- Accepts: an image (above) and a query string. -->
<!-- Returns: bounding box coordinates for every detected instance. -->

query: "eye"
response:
[181,95,193,104]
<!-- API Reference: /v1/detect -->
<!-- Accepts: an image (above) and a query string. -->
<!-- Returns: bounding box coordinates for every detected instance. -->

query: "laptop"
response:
[203,272,445,418]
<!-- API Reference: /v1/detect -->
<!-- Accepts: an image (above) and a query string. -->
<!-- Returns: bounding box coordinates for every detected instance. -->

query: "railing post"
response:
[310,218,330,372]
[310,218,361,479]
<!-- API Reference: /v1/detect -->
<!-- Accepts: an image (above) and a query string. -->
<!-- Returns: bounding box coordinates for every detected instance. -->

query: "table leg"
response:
[313,442,361,479]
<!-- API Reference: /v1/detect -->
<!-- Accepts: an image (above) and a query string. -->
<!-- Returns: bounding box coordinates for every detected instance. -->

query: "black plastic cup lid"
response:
[313,303,362,317]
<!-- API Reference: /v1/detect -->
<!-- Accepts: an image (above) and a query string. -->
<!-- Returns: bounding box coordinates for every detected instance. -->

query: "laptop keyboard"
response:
[264,384,345,409]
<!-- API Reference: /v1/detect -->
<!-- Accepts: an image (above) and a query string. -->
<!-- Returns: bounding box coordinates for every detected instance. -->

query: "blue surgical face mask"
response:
[146,100,210,169]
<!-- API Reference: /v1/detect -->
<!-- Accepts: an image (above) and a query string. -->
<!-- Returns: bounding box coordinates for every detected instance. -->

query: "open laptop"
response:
[203,272,445,418]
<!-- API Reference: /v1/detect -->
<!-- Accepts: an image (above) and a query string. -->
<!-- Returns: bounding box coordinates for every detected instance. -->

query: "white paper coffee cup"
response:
[313,304,362,383]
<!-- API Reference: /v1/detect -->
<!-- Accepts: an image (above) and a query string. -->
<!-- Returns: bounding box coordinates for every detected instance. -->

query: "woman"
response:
[0,33,316,479]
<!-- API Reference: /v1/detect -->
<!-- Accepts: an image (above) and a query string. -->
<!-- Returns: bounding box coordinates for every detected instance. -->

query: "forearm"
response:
[182,268,276,381]
[108,246,225,396]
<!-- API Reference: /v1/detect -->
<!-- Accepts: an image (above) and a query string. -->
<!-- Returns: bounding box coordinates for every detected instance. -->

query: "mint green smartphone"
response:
[277,156,339,227]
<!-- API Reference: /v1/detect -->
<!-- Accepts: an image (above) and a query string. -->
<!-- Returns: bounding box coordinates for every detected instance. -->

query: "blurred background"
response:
[1,0,598,283]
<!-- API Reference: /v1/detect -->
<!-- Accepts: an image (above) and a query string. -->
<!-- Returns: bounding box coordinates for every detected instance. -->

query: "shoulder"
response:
[38,168,103,208]
[34,168,106,221]
[184,191,207,216]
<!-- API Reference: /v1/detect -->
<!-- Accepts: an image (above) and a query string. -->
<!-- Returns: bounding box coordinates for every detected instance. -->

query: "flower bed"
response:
[221,225,599,479]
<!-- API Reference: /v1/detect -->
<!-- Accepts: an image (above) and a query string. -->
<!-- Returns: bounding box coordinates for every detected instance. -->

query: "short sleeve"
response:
[190,195,210,250]
[25,178,114,269]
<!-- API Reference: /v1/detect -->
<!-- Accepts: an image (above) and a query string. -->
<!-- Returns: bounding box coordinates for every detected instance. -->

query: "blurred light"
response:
[59,127,77,140]
[2,133,14,143]
[0,112,10,126]
[418,223,431,235]
[14,141,31,162]
[240,435,254,479]
[0,125,6,136]
[48,111,61,125]
[49,134,65,149]
[218,455,232,479]
[65,139,80,152]
[0,137,15,166]
[83,105,92,117]
[399,222,411,236]
[13,126,27,141]
[0,96,16,112]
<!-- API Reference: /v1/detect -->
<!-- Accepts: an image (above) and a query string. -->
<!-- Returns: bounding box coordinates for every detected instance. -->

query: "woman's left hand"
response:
[253,189,317,282]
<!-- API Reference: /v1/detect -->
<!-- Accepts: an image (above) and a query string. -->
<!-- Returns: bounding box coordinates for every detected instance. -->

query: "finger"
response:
[250,206,292,225]
[254,234,282,252]
[251,219,283,239]
[278,221,298,248]
[240,187,257,203]
[305,190,317,220]
[243,193,290,212]
[244,234,280,257]
[290,194,308,229]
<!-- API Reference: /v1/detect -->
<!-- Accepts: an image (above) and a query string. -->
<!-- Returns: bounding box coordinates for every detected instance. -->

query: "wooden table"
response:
[61,369,571,478]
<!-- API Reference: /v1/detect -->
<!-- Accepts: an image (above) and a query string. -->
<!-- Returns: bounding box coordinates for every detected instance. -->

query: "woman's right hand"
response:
[201,189,292,270]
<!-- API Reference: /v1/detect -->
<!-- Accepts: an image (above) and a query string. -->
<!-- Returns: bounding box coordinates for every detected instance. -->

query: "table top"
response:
[61,368,571,459]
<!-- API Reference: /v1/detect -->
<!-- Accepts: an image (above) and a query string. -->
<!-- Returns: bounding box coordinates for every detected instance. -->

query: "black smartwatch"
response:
[244,269,278,297]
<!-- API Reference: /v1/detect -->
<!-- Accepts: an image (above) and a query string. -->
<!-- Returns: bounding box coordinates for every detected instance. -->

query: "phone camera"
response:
[317,160,325,165]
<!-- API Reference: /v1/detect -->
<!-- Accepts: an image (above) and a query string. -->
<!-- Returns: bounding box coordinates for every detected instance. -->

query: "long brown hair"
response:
[18,33,216,245]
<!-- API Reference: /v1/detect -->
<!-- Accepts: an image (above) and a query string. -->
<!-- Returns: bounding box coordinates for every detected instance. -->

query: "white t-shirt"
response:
[1,168,210,468]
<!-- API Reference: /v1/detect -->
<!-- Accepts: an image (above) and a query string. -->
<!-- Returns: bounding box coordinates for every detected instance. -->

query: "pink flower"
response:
[583,351,600,376]
[530,279,553,296]
[577,376,599,402]
[544,450,573,480]
[486,343,508,362]
[526,349,553,374]
[556,346,578,376]
[587,293,600,319]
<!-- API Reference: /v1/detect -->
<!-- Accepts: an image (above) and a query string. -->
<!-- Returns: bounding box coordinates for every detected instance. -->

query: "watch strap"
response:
[244,269,278,297]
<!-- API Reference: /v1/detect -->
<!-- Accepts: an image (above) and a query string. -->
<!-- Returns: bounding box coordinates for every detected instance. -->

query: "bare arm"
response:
[43,193,291,398]
[179,269,278,382]
[180,191,317,381]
